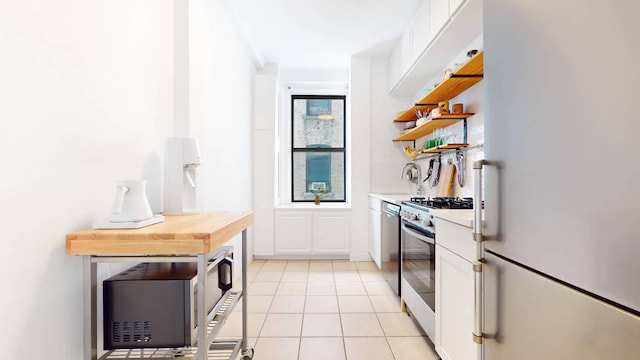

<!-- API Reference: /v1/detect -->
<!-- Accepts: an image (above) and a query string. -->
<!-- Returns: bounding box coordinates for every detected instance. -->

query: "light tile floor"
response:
[218,259,440,360]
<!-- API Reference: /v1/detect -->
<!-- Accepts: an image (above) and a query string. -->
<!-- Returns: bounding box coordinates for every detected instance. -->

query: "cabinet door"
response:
[449,0,465,16]
[387,28,412,91]
[429,0,450,39]
[368,208,382,267]
[435,244,480,360]
[410,0,430,63]
[275,211,312,254]
[313,212,350,255]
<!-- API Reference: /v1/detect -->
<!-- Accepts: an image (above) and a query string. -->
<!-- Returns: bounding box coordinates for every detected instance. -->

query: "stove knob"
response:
[423,219,432,227]
[409,214,418,221]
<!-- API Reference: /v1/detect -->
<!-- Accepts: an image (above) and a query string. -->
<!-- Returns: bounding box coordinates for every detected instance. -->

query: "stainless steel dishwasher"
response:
[381,201,401,296]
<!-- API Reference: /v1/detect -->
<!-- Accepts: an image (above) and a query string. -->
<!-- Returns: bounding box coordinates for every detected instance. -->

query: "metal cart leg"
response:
[241,229,254,359]
[196,254,207,360]
[83,256,98,360]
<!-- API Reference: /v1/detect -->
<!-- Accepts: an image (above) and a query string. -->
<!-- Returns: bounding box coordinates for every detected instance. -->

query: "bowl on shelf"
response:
[404,121,416,130]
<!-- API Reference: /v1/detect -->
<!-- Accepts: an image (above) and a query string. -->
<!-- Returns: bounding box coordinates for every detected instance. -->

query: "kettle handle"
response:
[111,183,129,214]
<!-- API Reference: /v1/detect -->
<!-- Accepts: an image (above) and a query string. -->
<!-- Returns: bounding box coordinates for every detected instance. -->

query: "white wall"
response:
[0,1,174,358]
[369,58,414,194]
[280,68,349,84]
[197,0,256,265]
[253,65,278,256]
[200,0,255,215]
[254,66,357,258]
[0,0,257,357]
[349,57,372,260]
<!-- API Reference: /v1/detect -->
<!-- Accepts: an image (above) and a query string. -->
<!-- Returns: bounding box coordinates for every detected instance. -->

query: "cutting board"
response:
[438,159,456,197]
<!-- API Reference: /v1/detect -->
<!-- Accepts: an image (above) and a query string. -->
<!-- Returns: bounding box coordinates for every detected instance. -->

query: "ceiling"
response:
[220,0,423,71]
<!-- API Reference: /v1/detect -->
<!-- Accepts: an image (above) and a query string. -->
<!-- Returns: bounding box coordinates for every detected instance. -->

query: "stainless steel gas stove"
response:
[399,196,476,341]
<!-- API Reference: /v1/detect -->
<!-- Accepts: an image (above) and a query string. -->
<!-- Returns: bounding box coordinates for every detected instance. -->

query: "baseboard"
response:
[349,252,373,262]
[254,254,350,260]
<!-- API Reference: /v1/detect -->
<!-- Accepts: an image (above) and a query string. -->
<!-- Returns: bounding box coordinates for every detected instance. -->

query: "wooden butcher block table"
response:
[66,211,255,360]
[67,211,254,255]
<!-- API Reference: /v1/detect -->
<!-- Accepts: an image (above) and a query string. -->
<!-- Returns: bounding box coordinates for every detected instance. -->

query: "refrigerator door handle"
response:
[473,260,484,344]
[472,160,488,344]
[473,160,487,243]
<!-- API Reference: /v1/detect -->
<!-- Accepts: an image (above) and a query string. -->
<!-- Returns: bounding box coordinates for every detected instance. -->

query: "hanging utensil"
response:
[430,156,441,188]
[423,158,434,183]
[438,158,457,197]
[456,150,466,187]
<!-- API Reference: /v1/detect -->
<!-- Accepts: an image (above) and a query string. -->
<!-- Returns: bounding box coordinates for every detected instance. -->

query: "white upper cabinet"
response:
[410,0,430,64]
[388,0,481,96]
[388,28,412,92]
[429,0,450,40]
[449,0,465,16]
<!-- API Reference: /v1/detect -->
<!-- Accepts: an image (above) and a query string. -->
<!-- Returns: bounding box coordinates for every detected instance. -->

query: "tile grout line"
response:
[250,259,426,360]
[333,266,348,360]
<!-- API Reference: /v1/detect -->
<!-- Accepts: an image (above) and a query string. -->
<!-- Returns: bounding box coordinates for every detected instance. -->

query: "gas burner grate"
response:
[407,197,480,209]
[427,197,474,209]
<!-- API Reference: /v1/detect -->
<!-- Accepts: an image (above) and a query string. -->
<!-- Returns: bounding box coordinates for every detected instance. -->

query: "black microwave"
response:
[103,246,233,349]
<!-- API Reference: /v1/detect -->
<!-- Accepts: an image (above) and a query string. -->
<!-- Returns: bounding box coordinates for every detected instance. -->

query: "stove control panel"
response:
[400,204,435,231]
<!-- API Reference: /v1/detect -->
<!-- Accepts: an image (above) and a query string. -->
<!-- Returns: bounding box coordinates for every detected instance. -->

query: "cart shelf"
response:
[98,340,242,359]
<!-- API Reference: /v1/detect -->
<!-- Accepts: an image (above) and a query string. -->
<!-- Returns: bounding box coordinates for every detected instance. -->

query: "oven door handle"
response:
[401,223,435,245]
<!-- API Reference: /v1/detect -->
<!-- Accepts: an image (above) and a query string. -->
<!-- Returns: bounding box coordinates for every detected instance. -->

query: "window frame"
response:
[290,94,347,203]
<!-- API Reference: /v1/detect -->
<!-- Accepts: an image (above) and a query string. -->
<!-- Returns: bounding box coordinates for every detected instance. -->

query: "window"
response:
[291,95,346,202]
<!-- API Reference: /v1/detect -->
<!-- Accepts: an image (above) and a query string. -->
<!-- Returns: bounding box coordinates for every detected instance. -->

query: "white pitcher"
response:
[109,180,154,223]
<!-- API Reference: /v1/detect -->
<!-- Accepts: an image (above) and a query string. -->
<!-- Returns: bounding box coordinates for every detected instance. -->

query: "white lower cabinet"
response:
[368,196,382,267]
[314,213,351,254]
[275,209,350,255]
[435,218,481,360]
[275,211,312,253]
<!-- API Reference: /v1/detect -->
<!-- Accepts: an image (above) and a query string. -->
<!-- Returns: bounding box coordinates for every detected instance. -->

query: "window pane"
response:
[293,98,344,148]
[292,151,345,201]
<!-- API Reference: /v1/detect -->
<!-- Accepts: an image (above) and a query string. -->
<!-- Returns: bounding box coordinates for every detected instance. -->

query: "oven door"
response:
[401,221,436,313]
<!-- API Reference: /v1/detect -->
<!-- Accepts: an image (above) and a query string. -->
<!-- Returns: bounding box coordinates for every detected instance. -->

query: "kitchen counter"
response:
[369,193,415,205]
[430,209,475,228]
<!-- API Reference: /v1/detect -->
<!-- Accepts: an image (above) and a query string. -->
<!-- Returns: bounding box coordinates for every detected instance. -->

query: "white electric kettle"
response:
[109,180,153,223]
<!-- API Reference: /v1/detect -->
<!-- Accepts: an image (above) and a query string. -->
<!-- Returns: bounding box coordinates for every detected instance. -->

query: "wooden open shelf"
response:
[393,113,475,141]
[403,143,469,159]
[418,50,484,105]
[395,105,438,122]
[393,50,483,123]
[423,143,469,153]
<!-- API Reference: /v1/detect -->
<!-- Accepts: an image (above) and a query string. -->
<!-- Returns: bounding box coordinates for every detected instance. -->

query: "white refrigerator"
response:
[480,0,640,358]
